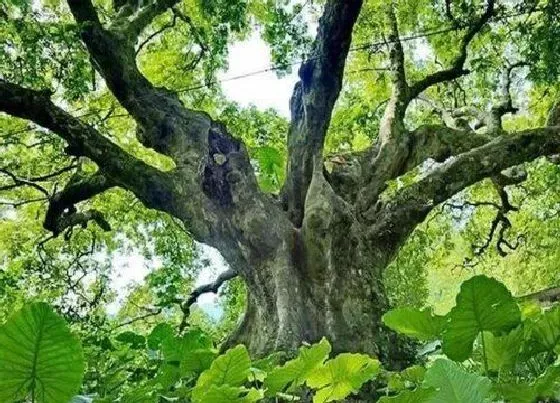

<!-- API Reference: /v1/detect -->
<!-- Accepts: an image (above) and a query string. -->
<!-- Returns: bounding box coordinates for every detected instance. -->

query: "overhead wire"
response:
[174,6,543,94]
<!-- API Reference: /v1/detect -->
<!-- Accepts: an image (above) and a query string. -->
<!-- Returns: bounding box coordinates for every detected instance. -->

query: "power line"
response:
[175,7,542,94]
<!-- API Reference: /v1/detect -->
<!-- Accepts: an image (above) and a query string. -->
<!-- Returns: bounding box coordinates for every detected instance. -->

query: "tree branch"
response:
[518,286,560,304]
[178,268,238,332]
[403,125,491,171]
[282,0,364,226]
[122,0,181,40]
[44,172,115,236]
[370,126,560,256]
[407,0,495,101]
[357,124,491,219]
[66,0,199,155]
[385,4,408,105]
[486,62,528,132]
[0,167,51,197]
[0,80,176,221]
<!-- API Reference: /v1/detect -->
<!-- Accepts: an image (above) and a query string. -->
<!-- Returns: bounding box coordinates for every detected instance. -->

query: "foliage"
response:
[0,302,84,403]
[381,275,560,402]
[1,276,560,401]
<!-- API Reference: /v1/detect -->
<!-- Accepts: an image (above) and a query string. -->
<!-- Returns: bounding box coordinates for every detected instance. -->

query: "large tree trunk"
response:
[218,169,413,368]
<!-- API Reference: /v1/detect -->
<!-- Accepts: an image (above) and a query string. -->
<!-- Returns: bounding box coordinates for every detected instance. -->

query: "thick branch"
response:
[357,125,491,218]
[282,0,363,226]
[371,126,560,255]
[0,80,176,220]
[407,0,495,101]
[518,286,560,304]
[44,172,114,236]
[487,62,528,132]
[385,4,407,104]
[403,125,491,171]
[66,0,196,155]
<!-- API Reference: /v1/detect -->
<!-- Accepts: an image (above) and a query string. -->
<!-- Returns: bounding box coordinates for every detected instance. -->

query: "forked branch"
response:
[407,0,495,101]
[371,126,560,251]
[282,0,364,226]
[0,80,175,225]
[44,172,115,236]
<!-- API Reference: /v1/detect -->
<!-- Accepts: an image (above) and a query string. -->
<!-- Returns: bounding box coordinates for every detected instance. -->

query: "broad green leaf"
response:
[120,387,157,403]
[387,365,427,392]
[203,385,264,403]
[180,349,217,374]
[526,305,560,355]
[154,363,181,390]
[307,353,380,403]
[191,345,251,402]
[378,387,437,403]
[499,365,560,403]
[401,365,426,384]
[0,302,84,403]
[116,331,146,349]
[442,275,521,361]
[252,351,286,373]
[264,338,332,397]
[387,373,407,392]
[162,328,214,362]
[484,327,524,372]
[147,323,174,350]
[382,307,446,341]
[423,359,492,403]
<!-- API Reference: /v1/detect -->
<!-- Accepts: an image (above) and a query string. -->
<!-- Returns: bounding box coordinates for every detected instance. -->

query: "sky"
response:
[108,35,296,316]
[219,34,298,118]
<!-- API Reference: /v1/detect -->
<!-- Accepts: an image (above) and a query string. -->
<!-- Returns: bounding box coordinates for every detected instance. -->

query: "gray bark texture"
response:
[2,0,560,369]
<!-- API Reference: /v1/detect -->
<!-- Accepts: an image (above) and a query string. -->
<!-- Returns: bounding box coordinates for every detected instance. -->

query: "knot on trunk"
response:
[202,124,241,207]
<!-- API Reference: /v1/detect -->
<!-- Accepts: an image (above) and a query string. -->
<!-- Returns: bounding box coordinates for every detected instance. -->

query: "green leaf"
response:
[255,146,284,174]
[306,353,380,403]
[382,307,446,341]
[147,323,174,350]
[0,302,84,403]
[484,326,524,372]
[499,365,560,403]
[401,365,426,384]
[526,305,560,355]
[191,345,251,402]
[264,338,331,397]
[423,359,492,403]
[154,363,181,390]
[204,385,264,403]
[180,349,217,375]
[442,275,521,361]
[116,331,146,349]
[378,387,437,403]
[162,328,213,362]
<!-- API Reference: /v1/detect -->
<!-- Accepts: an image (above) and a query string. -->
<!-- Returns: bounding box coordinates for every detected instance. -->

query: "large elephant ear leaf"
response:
[0,302,84,403]
[525,305,560,355]
[423,359,492,403]
[382,307,446,341]
[306,353,380,403]
[378,387,437,403]
[442,275,521,361]
[499,366,560,403]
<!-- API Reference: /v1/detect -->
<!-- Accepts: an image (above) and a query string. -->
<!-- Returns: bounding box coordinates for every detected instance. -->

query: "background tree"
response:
[2,0,560,369]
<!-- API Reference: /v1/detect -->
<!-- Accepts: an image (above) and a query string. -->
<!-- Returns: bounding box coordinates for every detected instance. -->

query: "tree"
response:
[1,0,560,368]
